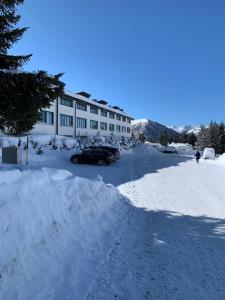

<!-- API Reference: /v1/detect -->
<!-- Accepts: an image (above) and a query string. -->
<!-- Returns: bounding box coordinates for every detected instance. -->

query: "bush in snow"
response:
[36,146,43,155]
[88,133,136,150]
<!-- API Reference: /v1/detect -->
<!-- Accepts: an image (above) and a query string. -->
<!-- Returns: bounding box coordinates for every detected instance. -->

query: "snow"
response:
[169,142,195,155]
[1,142,225,299]
[217,153,225,165]
[0,167,126,299]
[131,119,180,142]
[169,125,202,135]
[203,147,215,159]
[131,118,148,126]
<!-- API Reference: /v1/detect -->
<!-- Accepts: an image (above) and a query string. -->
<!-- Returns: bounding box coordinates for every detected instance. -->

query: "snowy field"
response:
[1,143,225,299]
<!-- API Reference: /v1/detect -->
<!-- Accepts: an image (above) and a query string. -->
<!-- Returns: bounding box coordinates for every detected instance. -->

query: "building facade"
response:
[31,91,134,139]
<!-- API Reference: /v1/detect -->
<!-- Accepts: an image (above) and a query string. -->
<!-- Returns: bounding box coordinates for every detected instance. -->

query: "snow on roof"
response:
[65,90,134,119]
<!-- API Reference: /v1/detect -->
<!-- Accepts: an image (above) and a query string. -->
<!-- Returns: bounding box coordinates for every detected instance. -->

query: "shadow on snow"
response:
[91,202,225,300]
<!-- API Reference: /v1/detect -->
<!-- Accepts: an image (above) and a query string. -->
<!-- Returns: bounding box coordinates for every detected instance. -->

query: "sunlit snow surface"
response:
[0,142,225,299]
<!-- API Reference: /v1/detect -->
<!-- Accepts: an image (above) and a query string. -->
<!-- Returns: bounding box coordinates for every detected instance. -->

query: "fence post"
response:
[26,136,29,165]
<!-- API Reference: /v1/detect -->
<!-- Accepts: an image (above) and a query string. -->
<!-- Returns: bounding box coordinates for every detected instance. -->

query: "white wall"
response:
[58,102,75,137]
[31,93,133,139]
[76,106,131,138]
[31,101,57,135]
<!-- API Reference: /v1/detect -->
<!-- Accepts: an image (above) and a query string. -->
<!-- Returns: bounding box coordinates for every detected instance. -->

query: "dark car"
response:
[87,146,120,160]
[70,149,115,165]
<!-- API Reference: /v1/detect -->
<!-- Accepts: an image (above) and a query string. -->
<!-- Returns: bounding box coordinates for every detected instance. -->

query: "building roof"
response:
[64,90,134,120]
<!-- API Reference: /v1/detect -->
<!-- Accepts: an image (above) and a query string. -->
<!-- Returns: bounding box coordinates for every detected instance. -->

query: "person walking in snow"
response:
[194,151,201,164]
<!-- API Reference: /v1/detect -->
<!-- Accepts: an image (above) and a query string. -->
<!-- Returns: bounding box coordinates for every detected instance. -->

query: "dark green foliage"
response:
[0,0,31,68]
[180,131,197,147]
[187,132,197,147]
[138,132,146,143]
[219,122,225,154]
[159,130,168,146]
[0,0,65,134]
[196,122,225,154]
[0,71,64,134]
[180,131,189,143]
[208,121,221,153]
[196,125,210,150]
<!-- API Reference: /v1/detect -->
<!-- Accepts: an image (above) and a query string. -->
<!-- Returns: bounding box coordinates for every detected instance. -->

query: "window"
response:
[109,112,115,119]
[122,116,126,122]
[101,109,107,117]
[127,127,131,133]
[90,120,98,129]
[60,114,73,127]
[41,111,54,125]
[127,118,131,123]
[100,122,107,131]
[116,114,121,121]
[76,102,87,111]
[116,125,121,132]
[109,124,114,131]
[90,105,98,114]
[122,126,126,133]
[77,117,87,128]
[60,98,73,107]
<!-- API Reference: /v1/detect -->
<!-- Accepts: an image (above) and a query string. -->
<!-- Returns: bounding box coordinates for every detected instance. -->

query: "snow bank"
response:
[216,153,225,166]
[203,148,215,159]
[169,143,195,155]
[0,134,135,153]
[0,168,126,299]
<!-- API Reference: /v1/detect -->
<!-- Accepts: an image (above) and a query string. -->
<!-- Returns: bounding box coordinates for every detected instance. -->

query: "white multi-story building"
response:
[32,91,134,139]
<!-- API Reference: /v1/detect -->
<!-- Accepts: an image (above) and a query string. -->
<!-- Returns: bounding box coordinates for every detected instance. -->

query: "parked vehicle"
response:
[87,146,120,160]
[70,149,115,165]
[203,148,215,159]
[158,146,177,154]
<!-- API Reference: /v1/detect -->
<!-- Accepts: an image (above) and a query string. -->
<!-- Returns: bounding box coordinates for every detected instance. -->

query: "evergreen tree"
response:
[196,122,224,154]
[208,121,221,153]
[0,0,64,135]
[159,130,168,146]
[0,0,31,69]
[187,132,197,147]
[138,132,146,143]
[219,122,225,154]
[196,125,210,150]
[180,131,188,143]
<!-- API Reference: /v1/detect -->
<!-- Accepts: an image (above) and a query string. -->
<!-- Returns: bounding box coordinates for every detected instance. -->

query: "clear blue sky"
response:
[11,0,225,125]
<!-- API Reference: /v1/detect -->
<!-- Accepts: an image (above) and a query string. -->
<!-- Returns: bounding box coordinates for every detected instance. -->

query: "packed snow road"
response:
[82,144,225,300]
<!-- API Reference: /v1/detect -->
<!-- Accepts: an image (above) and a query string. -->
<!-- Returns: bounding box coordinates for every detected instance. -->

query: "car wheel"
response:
[98,159,106,166]
[72,157,79,164]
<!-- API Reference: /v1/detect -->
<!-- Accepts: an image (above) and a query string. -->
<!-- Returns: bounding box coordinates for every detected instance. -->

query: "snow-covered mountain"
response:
[131,119,181,142]
[169,125,201,135]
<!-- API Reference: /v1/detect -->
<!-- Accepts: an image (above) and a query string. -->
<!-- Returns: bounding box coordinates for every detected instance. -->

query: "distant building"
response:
[32,91,134,139]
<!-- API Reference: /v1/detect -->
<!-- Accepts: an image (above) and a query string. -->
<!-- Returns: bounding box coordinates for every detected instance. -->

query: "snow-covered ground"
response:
[1,143,225,299]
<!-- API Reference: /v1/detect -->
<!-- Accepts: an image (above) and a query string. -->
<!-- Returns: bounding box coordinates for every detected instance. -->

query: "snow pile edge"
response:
[0,168,126,299]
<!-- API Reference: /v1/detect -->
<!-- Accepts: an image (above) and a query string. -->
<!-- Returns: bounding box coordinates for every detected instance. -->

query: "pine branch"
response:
[0,27,28,53]
[0,1,24,14]
[0,13,20,30]
[0,53,32,68]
